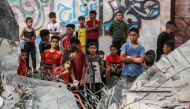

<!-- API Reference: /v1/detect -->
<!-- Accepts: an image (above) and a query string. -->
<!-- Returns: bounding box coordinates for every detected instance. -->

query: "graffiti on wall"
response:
[8,0,54,31]
[57,0,99,26]
[104,0,160,32]
[8,0,160,35]
[8,0,99,32]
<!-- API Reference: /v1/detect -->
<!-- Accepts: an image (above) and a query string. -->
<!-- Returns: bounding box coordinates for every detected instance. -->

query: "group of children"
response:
[17,9,176,101]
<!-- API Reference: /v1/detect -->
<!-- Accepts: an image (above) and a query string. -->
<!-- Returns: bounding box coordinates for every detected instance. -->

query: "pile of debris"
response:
[0,72,79,109]
[98,40,190,109]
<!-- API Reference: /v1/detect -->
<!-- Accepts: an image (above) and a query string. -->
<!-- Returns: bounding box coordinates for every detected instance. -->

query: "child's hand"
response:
[71,80,79,89]
[24,38,31,42]
[110,67,116,72]
[31,36,35,42]
[80,79,85,86]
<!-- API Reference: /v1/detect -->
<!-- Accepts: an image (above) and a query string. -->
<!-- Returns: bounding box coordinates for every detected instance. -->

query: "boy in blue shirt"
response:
[120,28,145,84]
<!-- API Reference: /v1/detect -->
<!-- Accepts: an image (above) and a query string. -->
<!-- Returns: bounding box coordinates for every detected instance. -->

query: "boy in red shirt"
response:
[70,37,87,86]
[17,49,31,76]
[106,44,122,84]
[61,24,75,50]
[86,10,100,54]
[41,35,63,77]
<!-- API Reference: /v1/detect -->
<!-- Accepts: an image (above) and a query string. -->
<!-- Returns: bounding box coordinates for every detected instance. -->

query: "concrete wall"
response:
[5,0,171,56]
[8,0,170,52]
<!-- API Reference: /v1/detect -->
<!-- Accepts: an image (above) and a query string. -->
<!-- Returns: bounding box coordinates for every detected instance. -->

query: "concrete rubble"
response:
[0,72,79,109]
[98,40,190,109]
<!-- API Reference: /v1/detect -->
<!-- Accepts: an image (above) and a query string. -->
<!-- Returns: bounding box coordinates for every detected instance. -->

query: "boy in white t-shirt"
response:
[47,12,62,38]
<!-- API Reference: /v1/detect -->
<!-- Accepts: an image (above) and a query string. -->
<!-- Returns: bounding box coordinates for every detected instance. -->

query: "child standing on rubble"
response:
[85,42,103,100]
[41,35,63,77]
[17,49,31,76]
[120,28,145,87]
[19,17,37,73]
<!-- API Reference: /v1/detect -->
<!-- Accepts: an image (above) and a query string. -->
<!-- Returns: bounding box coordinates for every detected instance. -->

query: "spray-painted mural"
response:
[8,0,160,34]
[0,0,170,71]
[104,0,160,32]
[8,0,100,32]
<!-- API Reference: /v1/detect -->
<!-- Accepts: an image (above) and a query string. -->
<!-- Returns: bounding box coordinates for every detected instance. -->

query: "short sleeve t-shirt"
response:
[47,22,62,38]
[85,55,102,83]
[52,66,70,84]
[86,19,100,40]
[42,49,63,67]
[73,50,87,81]
[106,54,122,70]
[76,28,86,53]
[62,36,71,50]
[120,42,145,77]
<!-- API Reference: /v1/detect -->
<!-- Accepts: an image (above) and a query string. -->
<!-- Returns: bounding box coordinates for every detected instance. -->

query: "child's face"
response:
[115,13,123,21]
[90,13,96,19]
[129,31,139,43]
[98,53,104,59]
[64,61,71,70]
[50,38,59,49]
[26,20,33,27]
[69,51,77,59]
[66,27,74,35]
[163,44,172,54]
[44,34,50,41]
[50,17,56,23]
[21,52,27,60]
[88,45,97,55]
[79,19,85,26]
[110,47,117,55]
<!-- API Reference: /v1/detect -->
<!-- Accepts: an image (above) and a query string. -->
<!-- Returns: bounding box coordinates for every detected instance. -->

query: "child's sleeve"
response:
[140,46,145,56]
[120,43,127,54]
[59,53,63,66]
[57,23,62,33]
[106,56,110,67]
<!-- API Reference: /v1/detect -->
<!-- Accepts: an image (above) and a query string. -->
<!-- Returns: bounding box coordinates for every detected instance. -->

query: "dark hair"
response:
[129,28,139,34]
[49,12,56,18]
[166,21,176,26]
[21,49,27,53]
[62,55,72,64]
[51,35,60,41]
[110,44,117,50]
[145,50,155,59]
[66,24,75,30]
[78,16,85,21]
[25,17,33,23]
[63,45,79,56]
[89,10,97,16]
[87,42,97,48]
[145,54,155,66]
[70,37,80,45]
[98,50,104,55]
[115,11,123,16]
[164,41,175,50]
[40,29,50,39]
